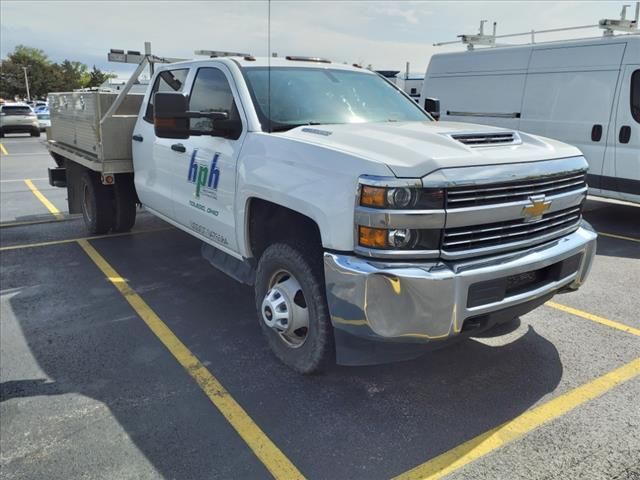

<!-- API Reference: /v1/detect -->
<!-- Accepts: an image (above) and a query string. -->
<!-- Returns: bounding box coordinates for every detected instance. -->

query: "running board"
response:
[201,243,256,285]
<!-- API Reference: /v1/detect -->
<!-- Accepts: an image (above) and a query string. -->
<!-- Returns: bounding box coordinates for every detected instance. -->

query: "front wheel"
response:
[30,128,40,137]
[255,243,334,374]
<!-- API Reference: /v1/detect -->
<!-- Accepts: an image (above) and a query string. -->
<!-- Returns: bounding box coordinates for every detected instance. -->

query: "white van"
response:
[420,35,640,204]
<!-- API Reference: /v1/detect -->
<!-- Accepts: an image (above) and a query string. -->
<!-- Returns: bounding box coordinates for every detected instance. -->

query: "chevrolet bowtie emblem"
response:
[522,195,551,221]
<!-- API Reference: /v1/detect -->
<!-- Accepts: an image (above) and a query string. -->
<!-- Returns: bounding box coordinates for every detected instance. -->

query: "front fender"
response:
[235,133,393,257]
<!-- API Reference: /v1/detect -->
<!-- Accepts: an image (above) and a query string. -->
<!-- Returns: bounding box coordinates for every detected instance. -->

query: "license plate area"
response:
[467,253,583,308]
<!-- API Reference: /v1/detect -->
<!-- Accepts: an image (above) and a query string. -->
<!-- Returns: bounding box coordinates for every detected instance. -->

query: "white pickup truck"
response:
[48,53,597,373]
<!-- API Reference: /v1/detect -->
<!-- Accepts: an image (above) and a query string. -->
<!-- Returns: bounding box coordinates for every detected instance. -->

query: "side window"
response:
[143,68,189,123]
[188,67,241,137]
[631,69,639,124]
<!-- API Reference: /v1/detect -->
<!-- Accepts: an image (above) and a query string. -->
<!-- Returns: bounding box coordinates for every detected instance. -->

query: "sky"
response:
[0,1,633,79]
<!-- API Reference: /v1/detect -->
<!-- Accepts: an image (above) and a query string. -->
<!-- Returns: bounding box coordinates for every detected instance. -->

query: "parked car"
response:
[0,102,40,137]
[37,109,50,131]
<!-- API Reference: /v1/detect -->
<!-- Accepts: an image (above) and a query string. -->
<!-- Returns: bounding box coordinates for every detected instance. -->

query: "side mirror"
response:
[424,97,441,121]
[153,92,231,139]
[154,92,190,139]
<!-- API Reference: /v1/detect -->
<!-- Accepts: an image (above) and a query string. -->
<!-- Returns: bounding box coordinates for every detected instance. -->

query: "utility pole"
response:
[22,66,31,102]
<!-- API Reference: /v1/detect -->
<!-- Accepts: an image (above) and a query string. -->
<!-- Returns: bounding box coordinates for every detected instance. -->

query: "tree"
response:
[0,46,116,99]
[86,65,116,88]
[0,45,53,99]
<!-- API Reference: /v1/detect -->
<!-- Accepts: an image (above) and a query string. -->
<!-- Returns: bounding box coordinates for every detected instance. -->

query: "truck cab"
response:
[48,53,597,373]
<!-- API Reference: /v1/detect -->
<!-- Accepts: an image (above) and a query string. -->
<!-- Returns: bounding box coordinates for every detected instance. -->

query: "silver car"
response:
[0,103,40,137]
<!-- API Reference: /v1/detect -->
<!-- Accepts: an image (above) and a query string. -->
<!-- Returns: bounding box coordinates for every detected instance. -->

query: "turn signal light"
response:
[358,226,387,248]
[360,186,386,208]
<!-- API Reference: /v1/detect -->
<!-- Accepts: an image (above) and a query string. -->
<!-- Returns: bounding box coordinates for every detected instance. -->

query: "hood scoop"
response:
[450,131,521,146]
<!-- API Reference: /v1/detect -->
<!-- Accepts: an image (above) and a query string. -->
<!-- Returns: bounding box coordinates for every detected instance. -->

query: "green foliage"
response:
[0,45,116,100]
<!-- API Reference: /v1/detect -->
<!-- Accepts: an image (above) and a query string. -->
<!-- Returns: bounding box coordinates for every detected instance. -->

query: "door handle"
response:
[619,125,631,144]
[171,143,186,153]
[132,134,143,142]
[591,124,602,142]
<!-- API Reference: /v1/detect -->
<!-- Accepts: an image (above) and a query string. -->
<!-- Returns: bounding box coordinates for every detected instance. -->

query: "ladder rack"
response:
[434,2,639,50]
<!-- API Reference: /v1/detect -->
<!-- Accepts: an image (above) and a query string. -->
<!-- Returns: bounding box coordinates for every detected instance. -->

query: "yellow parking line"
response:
[597,231,640,243]
[0,226,172,252]
[546,301,640,337]
[76,239,304,480]
[0,143,7,155]
[24,179,64,220]
[394,357,640,480]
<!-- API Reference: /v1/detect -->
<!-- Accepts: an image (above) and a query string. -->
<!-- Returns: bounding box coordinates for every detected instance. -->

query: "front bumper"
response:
[1,123,39,133]
[324,222,597,363]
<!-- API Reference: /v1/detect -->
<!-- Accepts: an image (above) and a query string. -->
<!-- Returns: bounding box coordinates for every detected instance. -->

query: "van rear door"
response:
[612,66,640,201]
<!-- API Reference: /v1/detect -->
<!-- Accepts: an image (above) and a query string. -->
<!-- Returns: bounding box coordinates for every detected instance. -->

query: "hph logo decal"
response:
[188,150,220,198]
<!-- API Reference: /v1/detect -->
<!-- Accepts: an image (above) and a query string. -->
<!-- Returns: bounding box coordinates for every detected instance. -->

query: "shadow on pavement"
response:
[1,228,564,479]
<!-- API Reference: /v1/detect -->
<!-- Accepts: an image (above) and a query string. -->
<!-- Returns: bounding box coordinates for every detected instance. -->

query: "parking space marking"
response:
[24,179,64,220]
[597,231,640,243]
[393,357,640,480]
[0,226,172,252]
[76,238,305,480]
[546,301,640,337]
[0,143,8,155]
[0,177,48,183]
[0,218,68,228]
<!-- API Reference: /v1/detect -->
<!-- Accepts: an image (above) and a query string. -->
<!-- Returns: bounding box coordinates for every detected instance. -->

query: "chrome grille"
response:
[446,171,587,208]
[442,206,582,256]
[451,132,517,145]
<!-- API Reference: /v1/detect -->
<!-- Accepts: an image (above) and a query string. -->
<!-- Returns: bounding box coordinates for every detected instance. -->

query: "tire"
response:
[31,129,40,137]
[112,175,137,233]
[255,243,334,374]
[0,129,4,138]
[80,171,113,234]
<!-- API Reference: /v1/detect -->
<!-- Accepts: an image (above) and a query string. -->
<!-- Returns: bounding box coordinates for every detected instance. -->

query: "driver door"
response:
[172,65,247,254]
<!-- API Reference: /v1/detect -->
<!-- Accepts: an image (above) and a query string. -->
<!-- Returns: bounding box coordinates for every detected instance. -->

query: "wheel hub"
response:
[261,271,309,347]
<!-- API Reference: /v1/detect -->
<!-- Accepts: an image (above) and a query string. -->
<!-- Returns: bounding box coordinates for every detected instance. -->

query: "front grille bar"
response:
[447,172,587,208]
[442,207,581,253]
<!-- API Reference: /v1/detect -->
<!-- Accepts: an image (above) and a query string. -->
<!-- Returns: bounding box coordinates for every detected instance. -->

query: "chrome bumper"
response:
[324,222,597,343]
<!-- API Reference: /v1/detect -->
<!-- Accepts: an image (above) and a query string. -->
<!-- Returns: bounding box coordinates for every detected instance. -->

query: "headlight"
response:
[360,185,444,209]
[358,226,441,251]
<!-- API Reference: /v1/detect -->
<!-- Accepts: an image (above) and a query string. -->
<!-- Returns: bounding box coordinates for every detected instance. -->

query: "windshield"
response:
[243,67,430,132]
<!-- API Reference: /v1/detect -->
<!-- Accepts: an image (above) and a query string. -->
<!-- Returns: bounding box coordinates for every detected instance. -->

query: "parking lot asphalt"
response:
[1,134,639,480]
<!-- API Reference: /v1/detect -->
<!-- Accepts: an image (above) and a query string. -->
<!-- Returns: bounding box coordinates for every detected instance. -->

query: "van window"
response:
[143,68,189,123]
[188,67,241,137]
[631,70,639,124]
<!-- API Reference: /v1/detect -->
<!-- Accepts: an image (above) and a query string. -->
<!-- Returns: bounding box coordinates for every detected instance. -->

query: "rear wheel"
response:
[30,128,40,137]
[0,129,4,138]
[255,243,334,374]
[112,175,137,233]
[80,171,113,234]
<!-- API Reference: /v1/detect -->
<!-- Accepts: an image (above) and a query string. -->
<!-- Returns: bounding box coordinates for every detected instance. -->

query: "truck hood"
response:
[281,121,582,178]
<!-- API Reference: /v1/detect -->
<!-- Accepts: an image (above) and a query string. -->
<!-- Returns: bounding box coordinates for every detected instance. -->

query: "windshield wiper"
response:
[270,122,324,132]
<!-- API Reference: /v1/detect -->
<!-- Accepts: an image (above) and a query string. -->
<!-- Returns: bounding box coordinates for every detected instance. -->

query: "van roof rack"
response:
[434,1,639,50]
[285,56,331,64]
[194,50,251,58]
